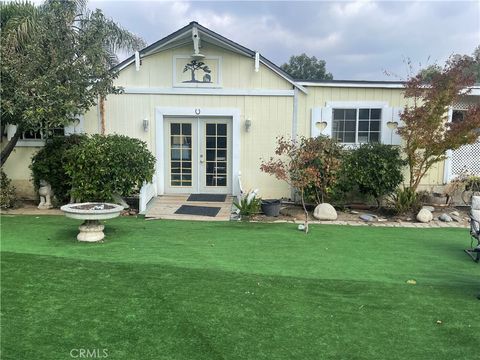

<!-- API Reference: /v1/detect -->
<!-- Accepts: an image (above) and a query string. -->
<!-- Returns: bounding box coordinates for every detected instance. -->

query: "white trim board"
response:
[123,87,294,97]
[299,82,404,89]
[325,101,389,108]
[155,107,241,196]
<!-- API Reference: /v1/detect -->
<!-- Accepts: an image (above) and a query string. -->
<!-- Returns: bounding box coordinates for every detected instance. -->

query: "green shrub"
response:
[391,187,420,215]
[233,191,261,217]
[339,144,406,207]
[30,135,86,204]
[0,169,17,208]
[64,134,156,202]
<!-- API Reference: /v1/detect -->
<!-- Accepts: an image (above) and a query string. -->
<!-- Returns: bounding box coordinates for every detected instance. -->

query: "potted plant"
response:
[261,199,281,217]
[233,191,262,221]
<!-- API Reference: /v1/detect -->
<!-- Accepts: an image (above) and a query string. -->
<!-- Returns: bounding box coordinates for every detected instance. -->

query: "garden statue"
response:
[38,180,53,209]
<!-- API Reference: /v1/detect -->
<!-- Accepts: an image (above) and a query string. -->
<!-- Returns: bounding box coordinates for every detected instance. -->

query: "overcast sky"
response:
[88,0,480,80]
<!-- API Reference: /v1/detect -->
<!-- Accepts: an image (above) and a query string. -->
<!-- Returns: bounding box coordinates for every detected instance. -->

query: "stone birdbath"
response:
[60,203,124,242]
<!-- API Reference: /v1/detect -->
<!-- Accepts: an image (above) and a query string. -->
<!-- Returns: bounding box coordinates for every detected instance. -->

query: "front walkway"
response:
[145,195,234,221]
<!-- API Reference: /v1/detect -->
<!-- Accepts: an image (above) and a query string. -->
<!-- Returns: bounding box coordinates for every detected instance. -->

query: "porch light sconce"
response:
[245,119,252,132]
[142,118,149,132]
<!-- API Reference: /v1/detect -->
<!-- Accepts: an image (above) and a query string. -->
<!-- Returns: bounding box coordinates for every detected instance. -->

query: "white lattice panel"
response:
[451,139,480,176]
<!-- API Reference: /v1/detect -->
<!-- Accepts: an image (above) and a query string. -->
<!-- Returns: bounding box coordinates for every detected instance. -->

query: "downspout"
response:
[292,87,299,141]
[291,86,299,200]
[97,96,102,133]
[100,96,106,135]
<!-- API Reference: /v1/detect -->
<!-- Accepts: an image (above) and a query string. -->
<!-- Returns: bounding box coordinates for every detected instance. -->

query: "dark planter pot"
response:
[261,199,281,217]
[124,195,140,211]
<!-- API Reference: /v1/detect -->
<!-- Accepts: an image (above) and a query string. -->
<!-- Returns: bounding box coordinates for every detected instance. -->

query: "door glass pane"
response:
[217,137,227,149]
[182,123,191,135]
[216,177,226,186]
[171,123,180,134]
[170,123,192,187]
[217,124,227,136]
[204,122,228,187]
[206,124,216,135]
[206,137,216,148]
[217,150,227,161]
[206,150,215,161]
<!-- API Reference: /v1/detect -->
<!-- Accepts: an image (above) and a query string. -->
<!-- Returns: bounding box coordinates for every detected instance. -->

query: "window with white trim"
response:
[452,109,466,124]
[20,126,65,141]
[332,108,381,144]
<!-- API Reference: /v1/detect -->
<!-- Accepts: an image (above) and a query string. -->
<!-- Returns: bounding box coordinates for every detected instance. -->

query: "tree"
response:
[281,53,333,80]
[261,136,330,233]
[399,55,480,192]
[301,136,344,204]
[0,0,145,166]
[419,46,480,83]
[183,60,211,83]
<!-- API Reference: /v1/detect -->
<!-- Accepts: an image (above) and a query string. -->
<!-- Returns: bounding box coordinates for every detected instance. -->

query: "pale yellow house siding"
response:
[4,39,452,200]
[1,145,39,199]
[297,86,445,189]
[116,44,292,90]
[84,92,294,199]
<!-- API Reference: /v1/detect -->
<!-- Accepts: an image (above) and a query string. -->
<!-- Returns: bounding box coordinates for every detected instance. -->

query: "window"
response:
[20,126,64,141]
[452,109,466,123]
[170,123,192,187]
[332,108,381,144]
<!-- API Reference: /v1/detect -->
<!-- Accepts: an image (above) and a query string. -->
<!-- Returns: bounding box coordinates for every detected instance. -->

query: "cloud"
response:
[90,0,479,80]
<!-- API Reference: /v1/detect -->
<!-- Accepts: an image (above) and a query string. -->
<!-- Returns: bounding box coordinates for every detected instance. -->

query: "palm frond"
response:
[1,1,43,49]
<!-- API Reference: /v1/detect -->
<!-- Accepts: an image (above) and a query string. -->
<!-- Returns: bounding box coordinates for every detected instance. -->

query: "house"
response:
[3,22,479,203]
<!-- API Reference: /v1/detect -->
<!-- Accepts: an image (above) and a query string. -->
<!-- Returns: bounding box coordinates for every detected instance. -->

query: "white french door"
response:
[164,117,231,194]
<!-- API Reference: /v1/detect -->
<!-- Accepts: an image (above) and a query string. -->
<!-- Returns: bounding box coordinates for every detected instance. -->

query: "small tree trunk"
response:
[1,127,22,167]
[301,189,309,234]
[100,96,106,135]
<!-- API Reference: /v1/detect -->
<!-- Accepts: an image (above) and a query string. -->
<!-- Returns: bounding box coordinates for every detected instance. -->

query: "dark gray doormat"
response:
[175,205,221,217]
[187,194,227,202]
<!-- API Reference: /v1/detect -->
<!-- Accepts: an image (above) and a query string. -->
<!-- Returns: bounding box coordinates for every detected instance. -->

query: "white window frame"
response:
[7,115,84,147]
[327,101,388,146]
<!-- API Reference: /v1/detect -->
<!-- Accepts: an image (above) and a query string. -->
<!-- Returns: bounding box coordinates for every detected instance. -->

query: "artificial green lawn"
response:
[1,215,479,360]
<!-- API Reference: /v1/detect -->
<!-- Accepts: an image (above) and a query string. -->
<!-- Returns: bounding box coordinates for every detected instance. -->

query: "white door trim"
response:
[155,107,241,196]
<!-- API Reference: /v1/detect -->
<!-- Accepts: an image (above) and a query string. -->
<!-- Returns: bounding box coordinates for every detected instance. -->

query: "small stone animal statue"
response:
[38,180,53,209]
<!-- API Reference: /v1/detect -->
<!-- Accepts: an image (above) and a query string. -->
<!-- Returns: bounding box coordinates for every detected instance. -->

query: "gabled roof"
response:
[113,21,307,93]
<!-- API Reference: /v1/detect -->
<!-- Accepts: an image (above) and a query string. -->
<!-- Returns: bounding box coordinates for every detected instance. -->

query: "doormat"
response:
[187,194,227,202]
[175,205,221,217]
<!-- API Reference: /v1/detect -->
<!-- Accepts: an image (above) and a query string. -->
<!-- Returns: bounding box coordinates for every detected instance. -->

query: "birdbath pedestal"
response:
[60,203,124,242]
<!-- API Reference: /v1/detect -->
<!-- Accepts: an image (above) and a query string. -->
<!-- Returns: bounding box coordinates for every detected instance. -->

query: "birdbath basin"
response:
[60,202,124,242]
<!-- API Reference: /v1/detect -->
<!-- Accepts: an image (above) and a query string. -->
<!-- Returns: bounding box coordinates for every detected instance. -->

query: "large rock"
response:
[360,214,376,222]
[439,213,452,222]
[416,208,433,223]
[313,203,337,220]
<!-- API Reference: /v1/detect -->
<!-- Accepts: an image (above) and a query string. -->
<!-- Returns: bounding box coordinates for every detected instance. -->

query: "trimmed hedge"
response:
[65,134,156,202]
